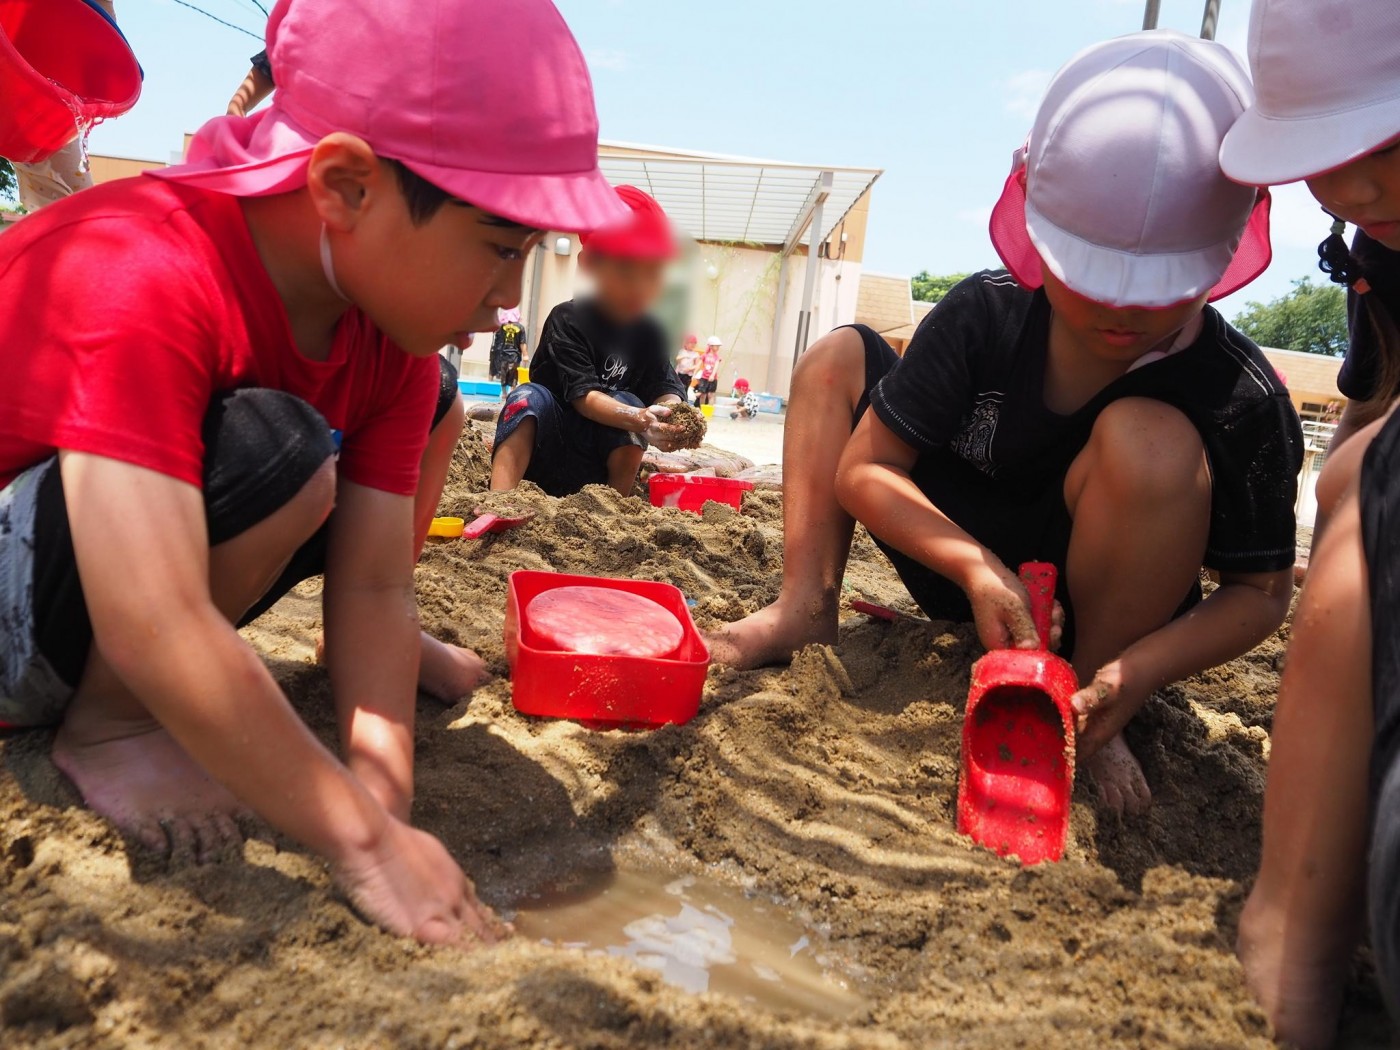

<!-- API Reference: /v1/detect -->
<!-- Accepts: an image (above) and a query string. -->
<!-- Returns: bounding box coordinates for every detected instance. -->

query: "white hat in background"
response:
[989,29,1271,308]
[1220,0,1400,186]
[706,335,723,346]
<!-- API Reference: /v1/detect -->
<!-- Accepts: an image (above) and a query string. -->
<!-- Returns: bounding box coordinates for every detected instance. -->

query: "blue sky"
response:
[94,0,1326,317]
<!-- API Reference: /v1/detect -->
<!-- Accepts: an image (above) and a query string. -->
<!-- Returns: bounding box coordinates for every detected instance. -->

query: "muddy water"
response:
[512,865,868,1020]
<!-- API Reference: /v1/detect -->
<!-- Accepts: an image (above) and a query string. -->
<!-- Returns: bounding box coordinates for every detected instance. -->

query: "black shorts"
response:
[13,357,460,720]
[491,383,646,497]
[1362,409,1400,1019]
[695,378,718,396]
[496,352,523,383]
[847,324,1199,657]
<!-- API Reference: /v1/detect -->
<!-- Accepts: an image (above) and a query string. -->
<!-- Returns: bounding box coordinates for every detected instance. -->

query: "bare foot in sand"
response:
[317,631,490,702]
[1084,732,1151,815]
[418,633,490,702]
[1237,890,1349,1049]
[705,599,838,670]
[53,721,251,862]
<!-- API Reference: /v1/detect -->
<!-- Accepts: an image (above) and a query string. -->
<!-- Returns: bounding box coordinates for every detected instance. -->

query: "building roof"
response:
[855,273,914,334]
[597,141,882,248]
[1260,347,1344,400]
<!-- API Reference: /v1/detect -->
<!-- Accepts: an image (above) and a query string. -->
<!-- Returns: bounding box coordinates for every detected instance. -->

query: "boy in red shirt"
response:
[0,0,623,945]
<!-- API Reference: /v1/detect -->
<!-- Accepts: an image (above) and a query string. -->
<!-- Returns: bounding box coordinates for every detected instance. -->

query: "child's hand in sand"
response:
[964,564,1064,652]
[1069,659,1149,752]
[642,404,686,452]
[335,818,509,947]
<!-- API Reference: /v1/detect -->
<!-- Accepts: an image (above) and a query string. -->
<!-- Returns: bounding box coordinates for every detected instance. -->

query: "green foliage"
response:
[0,159,15,201]
[1232,277,1348,357]
[911,270,970,304]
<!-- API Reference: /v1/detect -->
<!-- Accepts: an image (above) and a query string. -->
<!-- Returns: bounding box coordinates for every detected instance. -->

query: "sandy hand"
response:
[335,819,509,947]
[642,406,687,452]
[965,566,1064,652]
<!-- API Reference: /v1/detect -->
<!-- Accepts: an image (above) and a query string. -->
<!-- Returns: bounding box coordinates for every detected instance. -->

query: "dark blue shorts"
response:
[493,383,646,497]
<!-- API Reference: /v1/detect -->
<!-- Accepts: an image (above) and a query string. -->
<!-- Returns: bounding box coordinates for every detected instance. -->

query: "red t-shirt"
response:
[0,177,437,495]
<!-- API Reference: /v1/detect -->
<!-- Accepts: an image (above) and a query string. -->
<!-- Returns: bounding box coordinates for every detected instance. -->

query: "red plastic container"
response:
[956,563,1078,865]
[0,0,143,163]
[505,571,711,728]
[648,473,753,514]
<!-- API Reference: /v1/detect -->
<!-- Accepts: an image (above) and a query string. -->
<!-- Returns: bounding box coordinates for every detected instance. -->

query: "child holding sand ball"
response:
[0,0,625,945]
[1217,0,1400,1042]
[710,31,1303,816]
[490,186,696,497]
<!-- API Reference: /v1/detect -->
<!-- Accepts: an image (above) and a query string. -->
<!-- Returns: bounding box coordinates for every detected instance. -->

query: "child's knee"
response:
[203,389,337,544]
[793,327,867,384]
[1085,397,1207,501]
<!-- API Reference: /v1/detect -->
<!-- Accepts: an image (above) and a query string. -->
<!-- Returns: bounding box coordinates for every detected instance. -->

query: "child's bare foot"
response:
[53,720,250,862]
[317,631,490,702]
[1237,890,1349,1049]
[705,599,838,670]
[1084,732,1151,815]
[418,633,490,702]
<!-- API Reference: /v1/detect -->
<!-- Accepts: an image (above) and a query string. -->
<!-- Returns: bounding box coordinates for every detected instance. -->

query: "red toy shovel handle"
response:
[1019,562,1056,652]
[463,513,501,539]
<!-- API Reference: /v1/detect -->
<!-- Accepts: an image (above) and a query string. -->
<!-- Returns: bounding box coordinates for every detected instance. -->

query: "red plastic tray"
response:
[505,571,711,727]
[648,473,753,514]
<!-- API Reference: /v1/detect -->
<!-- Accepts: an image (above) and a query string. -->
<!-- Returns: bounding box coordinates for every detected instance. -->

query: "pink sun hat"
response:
[1220,0,1400,187]
[989,30,1272,308]
[152,0,627,233]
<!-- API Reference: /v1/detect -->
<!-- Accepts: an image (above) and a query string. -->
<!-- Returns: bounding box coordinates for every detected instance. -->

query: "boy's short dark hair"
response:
[387,159,455,225]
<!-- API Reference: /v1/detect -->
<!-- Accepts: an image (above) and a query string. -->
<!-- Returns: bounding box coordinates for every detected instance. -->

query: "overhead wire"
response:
[169,0,263,41]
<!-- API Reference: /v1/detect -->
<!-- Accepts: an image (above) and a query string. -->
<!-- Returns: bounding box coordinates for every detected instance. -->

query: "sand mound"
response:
[0,431,1391,1048]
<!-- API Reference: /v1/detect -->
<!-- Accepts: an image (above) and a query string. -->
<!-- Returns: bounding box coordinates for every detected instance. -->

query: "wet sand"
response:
[0,423,1391,1048]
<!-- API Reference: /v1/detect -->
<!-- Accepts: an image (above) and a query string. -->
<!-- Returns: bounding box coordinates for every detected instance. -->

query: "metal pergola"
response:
[596,144,882,392]
[1142,0,1223,38]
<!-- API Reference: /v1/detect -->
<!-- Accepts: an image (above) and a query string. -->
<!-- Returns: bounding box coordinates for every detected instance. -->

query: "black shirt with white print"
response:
[530,298,688,408]
[868,271,1304,574]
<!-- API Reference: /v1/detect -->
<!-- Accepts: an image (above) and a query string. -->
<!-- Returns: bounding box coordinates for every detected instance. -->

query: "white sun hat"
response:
[1220,0,1400,187]
[706,335,723,346]
[990,29,1271,308]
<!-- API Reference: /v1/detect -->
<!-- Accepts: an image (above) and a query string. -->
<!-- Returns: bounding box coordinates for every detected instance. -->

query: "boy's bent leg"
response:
[1063,397,1211,815]
[412,366,489,701]
[600,391,647,496]
[708,327,874,669]
[490,384,557,492]
[52,390,338,861]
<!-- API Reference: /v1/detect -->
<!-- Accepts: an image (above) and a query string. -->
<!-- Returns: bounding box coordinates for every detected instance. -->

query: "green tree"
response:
[1232,277,1348,357]
[0,159,15,202]
[911,270,971,304]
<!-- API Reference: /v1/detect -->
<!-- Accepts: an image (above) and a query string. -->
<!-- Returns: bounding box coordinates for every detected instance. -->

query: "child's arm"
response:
[573,390,658,433]
[321,480,420,822]
[1237,466,1373,1046]
[227,67,275,118]
[1069,566,1292,753]
[836,410,1048,651]
[61,451,496,943]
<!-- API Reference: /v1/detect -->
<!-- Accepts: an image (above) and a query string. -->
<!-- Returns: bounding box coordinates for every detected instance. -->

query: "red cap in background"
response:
[581,185,677,260]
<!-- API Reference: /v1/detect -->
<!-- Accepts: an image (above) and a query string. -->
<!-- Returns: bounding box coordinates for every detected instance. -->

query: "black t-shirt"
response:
[250,49,274,83]
[530,298,687,406]
[1340,231,1400,402]
[869,271,1304,574]
[493,322,525,356]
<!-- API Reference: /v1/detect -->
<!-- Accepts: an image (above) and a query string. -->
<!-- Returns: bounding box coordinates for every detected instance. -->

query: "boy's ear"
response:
[307,133,384,233]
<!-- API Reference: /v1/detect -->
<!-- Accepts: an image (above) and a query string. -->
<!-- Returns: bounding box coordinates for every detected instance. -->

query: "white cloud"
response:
[586,49,629,73]
[1004,69,1051,122]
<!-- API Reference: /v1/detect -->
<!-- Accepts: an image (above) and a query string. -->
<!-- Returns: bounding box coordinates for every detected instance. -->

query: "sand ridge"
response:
[0,428,1391,1048]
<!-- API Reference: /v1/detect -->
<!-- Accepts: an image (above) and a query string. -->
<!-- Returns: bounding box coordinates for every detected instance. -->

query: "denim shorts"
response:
[492,383,646,497]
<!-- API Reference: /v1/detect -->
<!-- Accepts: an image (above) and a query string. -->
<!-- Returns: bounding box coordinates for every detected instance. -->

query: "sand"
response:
[0,425,1392,1048]
[664,403,709,451]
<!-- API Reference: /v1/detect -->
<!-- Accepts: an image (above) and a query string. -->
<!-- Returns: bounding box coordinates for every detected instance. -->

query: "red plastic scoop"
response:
[957,562,1078,865]
[463,506,535,538]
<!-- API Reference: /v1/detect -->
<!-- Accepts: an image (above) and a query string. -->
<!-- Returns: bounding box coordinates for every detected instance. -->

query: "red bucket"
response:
[648,473,753,514]
[0,0,143,163]
[505,571,710,728]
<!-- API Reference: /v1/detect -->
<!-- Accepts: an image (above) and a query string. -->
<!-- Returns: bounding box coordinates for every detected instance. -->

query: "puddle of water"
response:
[512,866,866,1020]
